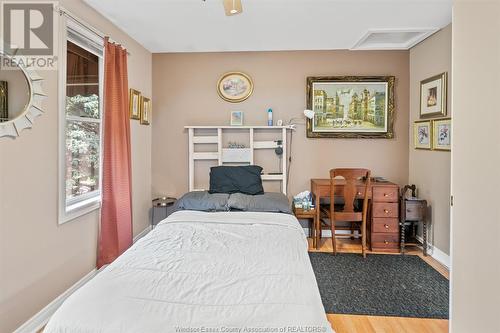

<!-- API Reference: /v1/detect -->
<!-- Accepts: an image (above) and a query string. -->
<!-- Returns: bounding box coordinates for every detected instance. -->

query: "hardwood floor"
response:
[309,237,449,333]
[327,314,448,333]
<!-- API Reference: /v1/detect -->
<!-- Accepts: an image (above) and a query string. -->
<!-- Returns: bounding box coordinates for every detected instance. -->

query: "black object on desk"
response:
[152,197,176,227]
[400,185,428,255]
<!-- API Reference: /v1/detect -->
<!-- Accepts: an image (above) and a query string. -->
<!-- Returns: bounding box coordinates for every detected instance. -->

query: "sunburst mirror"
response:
[0,50,45,138]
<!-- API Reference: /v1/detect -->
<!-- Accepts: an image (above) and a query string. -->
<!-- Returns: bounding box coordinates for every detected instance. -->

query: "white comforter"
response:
[45,211,333,333]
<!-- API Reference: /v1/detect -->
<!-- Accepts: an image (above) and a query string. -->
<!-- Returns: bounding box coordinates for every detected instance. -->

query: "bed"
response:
[46,163,333,332]
[45,209,333,332]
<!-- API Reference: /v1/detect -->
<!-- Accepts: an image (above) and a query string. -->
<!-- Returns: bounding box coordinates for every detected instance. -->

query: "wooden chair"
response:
[321,168,371,257]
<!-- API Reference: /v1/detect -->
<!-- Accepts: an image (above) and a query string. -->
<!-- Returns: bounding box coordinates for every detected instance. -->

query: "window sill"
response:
[59,196,101,225]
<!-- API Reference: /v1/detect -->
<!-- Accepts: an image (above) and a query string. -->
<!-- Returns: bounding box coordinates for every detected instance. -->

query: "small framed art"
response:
[413,120,432,150]
[217,72,254,103]
[0,81,7,121]
[432,118,451,151]
[140,97,151,125]
[420,72,447,118]
[129,89,141,120]
[230,111,243,126]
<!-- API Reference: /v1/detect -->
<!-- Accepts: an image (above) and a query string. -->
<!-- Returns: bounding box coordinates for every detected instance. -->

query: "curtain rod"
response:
[58,6,131,55]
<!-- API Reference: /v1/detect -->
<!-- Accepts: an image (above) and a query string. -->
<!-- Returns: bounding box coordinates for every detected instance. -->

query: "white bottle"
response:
[267,108,273,126]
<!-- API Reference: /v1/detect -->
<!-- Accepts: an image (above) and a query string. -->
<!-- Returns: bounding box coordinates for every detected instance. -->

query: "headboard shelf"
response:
[185,125,294,129]
[192,136,218,144]
[192,152,218,160]
[221,148,252,163]
[186,125,294,194]
[261,174,284,181]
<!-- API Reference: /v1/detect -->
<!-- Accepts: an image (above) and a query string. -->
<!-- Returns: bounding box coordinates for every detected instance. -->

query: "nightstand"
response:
[293,206,317,248]
[400,185,428,256]
[151,197,176,228]
[400,199,428,255]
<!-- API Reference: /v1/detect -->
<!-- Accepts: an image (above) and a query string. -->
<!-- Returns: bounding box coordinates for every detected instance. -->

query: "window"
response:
[59,18,104,223]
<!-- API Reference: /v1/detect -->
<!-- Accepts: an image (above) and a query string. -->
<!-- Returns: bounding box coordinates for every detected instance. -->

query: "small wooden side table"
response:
[152,197,176,228]
[400,196,428,255]
[293,206,317,248]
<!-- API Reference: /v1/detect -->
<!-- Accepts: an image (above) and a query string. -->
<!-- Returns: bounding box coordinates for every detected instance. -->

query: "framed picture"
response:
[306,76,395,138]
[0,81,8,122]
[230,111,243,126]
[420,72,447,118]
[129,89,141,120]
[432,118,451,151]
[217,72,253,103]
[413,120,432,150]
[140,96,151,125]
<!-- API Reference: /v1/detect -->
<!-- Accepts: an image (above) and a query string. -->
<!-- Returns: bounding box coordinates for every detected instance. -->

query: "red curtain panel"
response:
[97,38,132,268]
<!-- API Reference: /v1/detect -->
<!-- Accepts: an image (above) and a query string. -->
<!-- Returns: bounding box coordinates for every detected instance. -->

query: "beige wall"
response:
[152,50,410,198]
[0,0,152,331]
[451,1,500,332]
[409,25,452,256]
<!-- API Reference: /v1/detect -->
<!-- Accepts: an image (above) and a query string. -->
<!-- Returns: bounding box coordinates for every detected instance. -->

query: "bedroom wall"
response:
[451,1,500,332]
[409,25,452,257]
[152,50,409,198]
[0,0,152,331]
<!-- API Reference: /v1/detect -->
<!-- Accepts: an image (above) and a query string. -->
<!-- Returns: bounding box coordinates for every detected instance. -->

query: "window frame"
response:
[58,17,105,224]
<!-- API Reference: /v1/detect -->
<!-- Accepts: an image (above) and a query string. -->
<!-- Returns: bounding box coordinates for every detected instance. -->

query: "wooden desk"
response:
[311,178,400,253]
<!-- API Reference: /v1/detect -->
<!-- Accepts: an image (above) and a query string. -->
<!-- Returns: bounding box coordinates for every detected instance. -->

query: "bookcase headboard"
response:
[185,126,294,194]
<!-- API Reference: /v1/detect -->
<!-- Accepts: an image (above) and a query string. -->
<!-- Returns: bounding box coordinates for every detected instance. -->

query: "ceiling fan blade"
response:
[223,0,243,16]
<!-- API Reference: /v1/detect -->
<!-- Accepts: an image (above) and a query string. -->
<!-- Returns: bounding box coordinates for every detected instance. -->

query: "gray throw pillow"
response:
[228,192,292,214]
[175,191,229,212]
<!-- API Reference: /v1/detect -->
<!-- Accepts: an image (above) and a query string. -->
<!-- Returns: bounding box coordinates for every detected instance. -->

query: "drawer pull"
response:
[357,192,362,196]
[384,224,390,229]
[384,209,390,214]
[384,240,389,244]
[384,193,389,197]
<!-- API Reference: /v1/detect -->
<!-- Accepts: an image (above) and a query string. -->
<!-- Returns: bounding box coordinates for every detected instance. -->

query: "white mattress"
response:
[45,211,333,333]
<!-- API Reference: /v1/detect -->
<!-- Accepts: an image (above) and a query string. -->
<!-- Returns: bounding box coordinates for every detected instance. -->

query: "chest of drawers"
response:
[370,185,400,252]
[311,179,401,253]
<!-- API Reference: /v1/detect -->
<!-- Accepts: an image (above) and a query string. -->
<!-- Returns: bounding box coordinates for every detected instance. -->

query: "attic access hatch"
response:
[352,29,439,50]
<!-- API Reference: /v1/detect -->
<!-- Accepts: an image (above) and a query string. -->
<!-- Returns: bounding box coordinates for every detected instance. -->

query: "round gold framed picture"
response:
[217,72,253,103]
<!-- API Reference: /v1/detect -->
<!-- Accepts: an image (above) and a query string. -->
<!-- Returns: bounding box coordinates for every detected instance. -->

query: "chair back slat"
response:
[330,168,371,216]
[325,168,371,257]
[334,211,362,221]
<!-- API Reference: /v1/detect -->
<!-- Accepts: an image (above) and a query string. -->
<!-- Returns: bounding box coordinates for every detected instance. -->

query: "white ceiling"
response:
[83,0,452,53]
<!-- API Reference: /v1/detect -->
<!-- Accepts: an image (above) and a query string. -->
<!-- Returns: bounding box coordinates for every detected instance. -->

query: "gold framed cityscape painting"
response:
[129,89,141,120]
[140,96,151,125]
[432,118,451,151]
[414,120,432,150]
[306,76,395,138]
[420,72,447,118]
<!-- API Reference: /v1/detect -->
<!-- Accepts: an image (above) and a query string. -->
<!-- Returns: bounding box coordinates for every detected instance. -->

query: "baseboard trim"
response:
[14,227,152,333]
[430,245,451,270]
[13,268,98,333]
[133,225,152,243]
[415,235,451,269]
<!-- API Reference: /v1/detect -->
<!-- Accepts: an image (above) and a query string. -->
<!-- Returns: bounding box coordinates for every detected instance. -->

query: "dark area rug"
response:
[309,252,449,319]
